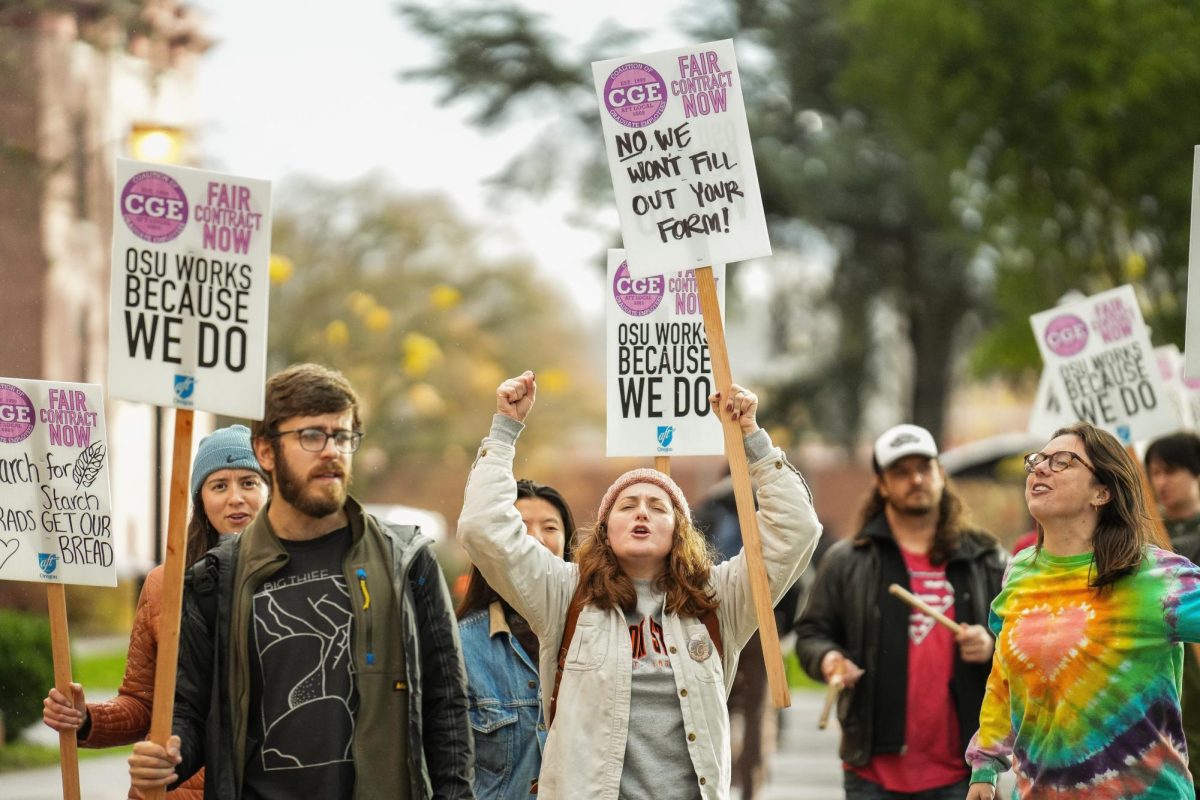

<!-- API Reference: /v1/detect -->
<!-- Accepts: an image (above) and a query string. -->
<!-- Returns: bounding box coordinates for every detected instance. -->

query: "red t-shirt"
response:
[851,548,968,792]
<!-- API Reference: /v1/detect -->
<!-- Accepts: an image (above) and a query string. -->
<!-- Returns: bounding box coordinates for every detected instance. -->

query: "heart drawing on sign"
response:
[0,538,18,572]
[1009,602,1095,680]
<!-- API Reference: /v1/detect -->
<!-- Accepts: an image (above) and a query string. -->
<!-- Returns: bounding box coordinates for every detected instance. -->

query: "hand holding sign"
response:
[42,683,87,732]
[710,383,759,435]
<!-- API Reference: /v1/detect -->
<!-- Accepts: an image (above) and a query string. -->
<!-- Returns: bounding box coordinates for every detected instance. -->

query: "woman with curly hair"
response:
[457,371,822,800]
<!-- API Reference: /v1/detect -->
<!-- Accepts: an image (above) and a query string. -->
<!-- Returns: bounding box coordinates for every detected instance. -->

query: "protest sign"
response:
[108,158,271,419]
[1028,367,1075,438]
[0,378,113,800]
[592,40,770,278]
[1154,344,1195,431]
[1185,146,1200,380]
[0,379,114,587]
[607,251,726,457]
[1031,285,1180,445]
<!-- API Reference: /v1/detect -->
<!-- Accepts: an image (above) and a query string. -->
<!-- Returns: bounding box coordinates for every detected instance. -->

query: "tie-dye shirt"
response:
[966,545,1200,799]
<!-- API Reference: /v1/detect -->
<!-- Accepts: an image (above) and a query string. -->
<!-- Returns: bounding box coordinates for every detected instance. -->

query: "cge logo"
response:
[0,383,35,444]
[603,62,668,128]
[120,170,189,243]
[1044,314,1089,358]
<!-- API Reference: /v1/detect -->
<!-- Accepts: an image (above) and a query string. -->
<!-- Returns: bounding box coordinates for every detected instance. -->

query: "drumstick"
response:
[817,673,844,730]
[888,583,963,635]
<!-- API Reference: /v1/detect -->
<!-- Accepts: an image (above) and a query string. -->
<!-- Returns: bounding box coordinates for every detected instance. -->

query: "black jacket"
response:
[172,500,474,799]
[794,513,1008,767]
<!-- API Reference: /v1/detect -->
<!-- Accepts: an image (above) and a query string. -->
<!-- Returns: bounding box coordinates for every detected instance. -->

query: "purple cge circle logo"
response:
[613,261,664,316]
[120,171,189,243]
[1044,314,1089,357]
[604,62,668,128]
[0,383,35,444]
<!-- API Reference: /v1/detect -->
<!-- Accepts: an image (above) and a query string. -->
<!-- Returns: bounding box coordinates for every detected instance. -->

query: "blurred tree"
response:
[267,176,599,496]
[398,0,1200,444]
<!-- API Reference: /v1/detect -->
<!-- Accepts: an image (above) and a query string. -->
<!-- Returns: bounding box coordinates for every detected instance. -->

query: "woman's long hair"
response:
[184,499,221,570]
[457,479,577,620]
[1043,422,1156,589]
[572,500,718,618]
[855,473,974,566]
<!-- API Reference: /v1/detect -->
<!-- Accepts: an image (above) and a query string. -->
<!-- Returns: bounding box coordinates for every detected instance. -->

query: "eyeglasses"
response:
[272,427,363,454]
[1023,451,1095,475]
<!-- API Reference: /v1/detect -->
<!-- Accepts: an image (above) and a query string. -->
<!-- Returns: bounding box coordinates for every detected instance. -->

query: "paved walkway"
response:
[0,688,1008,799]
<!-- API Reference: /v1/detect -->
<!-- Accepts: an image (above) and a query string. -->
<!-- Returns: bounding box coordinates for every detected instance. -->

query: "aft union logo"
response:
[657,426,675,449]
[38,553,58,576]
[173,374,196,402]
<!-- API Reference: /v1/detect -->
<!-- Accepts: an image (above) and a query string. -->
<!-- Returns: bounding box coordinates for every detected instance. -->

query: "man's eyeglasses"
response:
[1022,451,1095,475]
[272,428,363,454]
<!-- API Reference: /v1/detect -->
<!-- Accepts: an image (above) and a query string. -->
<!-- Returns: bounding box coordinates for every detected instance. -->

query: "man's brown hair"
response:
[251,363,361,440]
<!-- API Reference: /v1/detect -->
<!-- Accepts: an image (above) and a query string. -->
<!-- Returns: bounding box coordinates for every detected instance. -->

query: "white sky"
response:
[192,0,683,318]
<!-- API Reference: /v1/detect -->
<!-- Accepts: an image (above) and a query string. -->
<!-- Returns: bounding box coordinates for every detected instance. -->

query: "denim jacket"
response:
[459,602,544,799]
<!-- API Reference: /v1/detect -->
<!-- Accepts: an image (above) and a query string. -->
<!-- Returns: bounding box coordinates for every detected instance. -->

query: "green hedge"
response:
[0,610,53,744]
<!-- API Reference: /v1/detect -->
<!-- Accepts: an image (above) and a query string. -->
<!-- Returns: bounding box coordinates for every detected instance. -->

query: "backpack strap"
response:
[548,585,588,728]
[701,607,724,662]
[548,588,724,728]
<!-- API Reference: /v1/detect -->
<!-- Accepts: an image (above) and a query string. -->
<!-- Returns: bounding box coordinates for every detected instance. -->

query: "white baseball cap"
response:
[874,424,939,471]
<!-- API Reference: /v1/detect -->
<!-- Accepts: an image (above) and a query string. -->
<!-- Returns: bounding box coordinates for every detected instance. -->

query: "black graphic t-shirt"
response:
[243,527,358,800]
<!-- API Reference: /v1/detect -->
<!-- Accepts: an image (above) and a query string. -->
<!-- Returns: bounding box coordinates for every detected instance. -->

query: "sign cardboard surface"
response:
[0,379,115,587]
[592,40,770,278]
[109,159,271,418]
[606,250,725,456]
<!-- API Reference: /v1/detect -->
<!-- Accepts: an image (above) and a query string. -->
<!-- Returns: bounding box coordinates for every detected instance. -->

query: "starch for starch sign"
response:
[0,378,115,587]
[606,250,726,457]
[108,159,271,419]
[592,40,770,278]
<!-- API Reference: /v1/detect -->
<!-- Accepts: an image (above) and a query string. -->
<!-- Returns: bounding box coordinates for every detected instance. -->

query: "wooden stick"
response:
[144,409,194,800]
[46,583,80,800]
[654,455,670,475]
[888,583,963,635]
[817,674,843,730]
[696,265,790,709]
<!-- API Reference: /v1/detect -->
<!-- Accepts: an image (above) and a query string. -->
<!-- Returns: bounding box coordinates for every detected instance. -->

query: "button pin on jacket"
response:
[687,633,712,662]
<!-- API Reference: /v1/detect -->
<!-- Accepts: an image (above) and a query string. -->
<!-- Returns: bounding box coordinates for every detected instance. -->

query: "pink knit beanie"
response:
[596,468,691,526]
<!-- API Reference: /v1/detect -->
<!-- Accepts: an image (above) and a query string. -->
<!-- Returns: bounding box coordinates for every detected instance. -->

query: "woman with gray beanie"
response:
[41,425,267,799]
[459,371,823,800]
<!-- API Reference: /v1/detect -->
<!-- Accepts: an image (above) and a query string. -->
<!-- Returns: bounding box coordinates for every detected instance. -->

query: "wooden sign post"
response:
[696,266,790,708]
[47,584,81,800]
[143,410,193,800]
[0,378,117,800]
[108,158,272,797]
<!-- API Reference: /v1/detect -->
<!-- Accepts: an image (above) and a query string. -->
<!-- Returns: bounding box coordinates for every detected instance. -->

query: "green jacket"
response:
[172,496,474,799]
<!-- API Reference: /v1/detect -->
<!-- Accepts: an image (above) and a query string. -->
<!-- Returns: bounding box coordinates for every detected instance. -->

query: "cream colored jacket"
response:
[457,429,822,800]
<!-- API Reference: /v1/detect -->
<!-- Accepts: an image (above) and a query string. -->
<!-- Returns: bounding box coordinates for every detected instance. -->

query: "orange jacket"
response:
[80,565,204,800]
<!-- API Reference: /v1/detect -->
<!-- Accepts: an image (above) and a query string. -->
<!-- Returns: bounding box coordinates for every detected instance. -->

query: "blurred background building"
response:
[0,0,212,610]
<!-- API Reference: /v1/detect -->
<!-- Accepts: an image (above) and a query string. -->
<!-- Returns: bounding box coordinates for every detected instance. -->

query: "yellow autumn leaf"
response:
[347,291,376,317]
[537,368,570,394]
[403,332,443,377]
[1123,250,1146,281]
[430,284,462,310]
[269,254,294,284]
[365,306,391,332]
[325,319,349,347]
